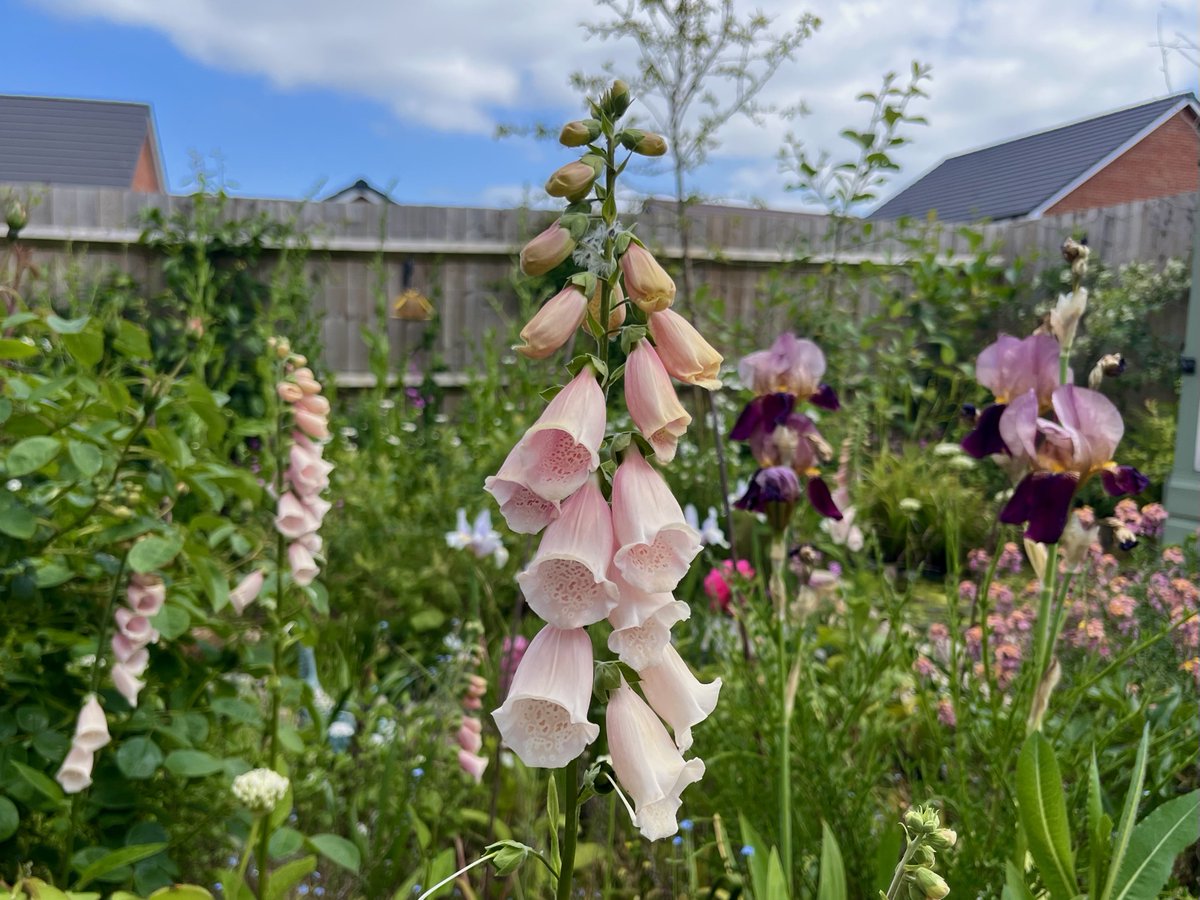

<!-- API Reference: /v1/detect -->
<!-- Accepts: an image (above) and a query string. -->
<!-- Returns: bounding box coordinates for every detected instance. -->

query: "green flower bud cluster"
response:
[890,805,957,900]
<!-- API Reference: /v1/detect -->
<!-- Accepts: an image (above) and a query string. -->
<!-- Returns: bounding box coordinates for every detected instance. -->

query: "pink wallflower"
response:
[997,542,1023,574]
[1162,546,1184,565]
[967,549,991,573]
[937,698,957,728]
[958,581,977,603]
[1138,503,1167,538]
[1113,498,1142,526]
[913,655,936,678]
[703,559,755,613]
[928,623,949,642]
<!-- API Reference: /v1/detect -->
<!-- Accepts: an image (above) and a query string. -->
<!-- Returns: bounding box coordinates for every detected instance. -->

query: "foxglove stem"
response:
[596,132,618,375]
[556,757,580,900]
[884,839,922,900]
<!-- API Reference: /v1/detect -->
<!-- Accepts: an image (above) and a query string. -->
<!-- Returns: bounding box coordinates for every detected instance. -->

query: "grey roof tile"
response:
[871,92,1198,222]
[0,95,153,188]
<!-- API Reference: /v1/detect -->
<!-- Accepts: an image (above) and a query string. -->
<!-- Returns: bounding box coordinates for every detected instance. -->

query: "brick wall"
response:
[1045,109,1199,215]
[130,135,162,193]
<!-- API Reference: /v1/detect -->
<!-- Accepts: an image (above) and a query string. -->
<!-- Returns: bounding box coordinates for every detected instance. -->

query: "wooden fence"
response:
[4,184,1195,383]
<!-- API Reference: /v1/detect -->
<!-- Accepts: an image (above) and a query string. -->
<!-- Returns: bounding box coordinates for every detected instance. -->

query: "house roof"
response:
[322,178,395,204]
[871,92,1199,222]
[0,94,164,189]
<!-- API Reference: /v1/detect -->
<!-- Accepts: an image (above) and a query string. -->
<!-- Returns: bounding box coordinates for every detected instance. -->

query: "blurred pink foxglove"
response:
[126,573,166,617]
[606,680,704,841]
[229,569,265,615]
[492,624,599,768]
[288,542,320,587]
[625,341,691,463]
[611,448,701,593]
[517,482,619,628]
[607,571,690,671]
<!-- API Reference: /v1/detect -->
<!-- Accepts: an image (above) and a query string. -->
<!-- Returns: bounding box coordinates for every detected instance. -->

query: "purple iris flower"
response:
[963,334,1061,459]
[738,333,839,410]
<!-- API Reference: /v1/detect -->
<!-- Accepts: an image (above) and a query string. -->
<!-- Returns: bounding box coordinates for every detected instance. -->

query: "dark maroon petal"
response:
[961,403,1009,459]
[806,476,843,520]
[731,393,796,441]
[730,398,765,441]
[733,477,762,511]
[810,383,840,411]
[1101,465,1150,497]
[1000,472,1077,544]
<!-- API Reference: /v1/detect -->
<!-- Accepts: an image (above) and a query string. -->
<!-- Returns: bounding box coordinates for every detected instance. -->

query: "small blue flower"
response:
[213,885,222,893]
[412,767,425,778]
[298,886,309,896]
[412,887,423,895]
[314,888,325,897]
[680,819,694,832]
[740,845,755,857]
[672,836,682,846]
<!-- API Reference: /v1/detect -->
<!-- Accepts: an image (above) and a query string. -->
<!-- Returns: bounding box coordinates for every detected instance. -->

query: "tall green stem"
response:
[884,837,920,900]
[555,758,580,900]
[769,530,793,888]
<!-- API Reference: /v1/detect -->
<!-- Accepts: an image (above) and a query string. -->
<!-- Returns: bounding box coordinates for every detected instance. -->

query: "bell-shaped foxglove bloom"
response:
[71,694,110,753]
[606,680,705,841]
[55,745,94,794]
[229,569,265,615]
[288,440,333,496]
[620,243,676,314]
[517,482,619,628]
[647,309,723,390]
[492,624,599,768]
[625,340,691,464]
[638,643,721,752]
[275,492,319,539]
[458,748,489,782]
[288,542,320,587]
[963,334,1061,458]
[112,662,146,708]
[738,333,838,409]
[126,573,166,617]
[997,385,1147,542]
[485,368,605,533]
[520,222,577,277]
[611,448,701,593]
[607,570,691,671]
[515,285,588,360]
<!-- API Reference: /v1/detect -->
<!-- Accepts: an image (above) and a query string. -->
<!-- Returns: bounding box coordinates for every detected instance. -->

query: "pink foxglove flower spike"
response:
[625,340,691,464]
[606,570,691,671]
[638,643,722,753]
[611,448,701,593]
[647,308,723,390]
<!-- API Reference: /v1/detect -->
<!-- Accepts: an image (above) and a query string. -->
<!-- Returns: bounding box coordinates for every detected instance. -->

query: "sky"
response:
[4,0,1198,211]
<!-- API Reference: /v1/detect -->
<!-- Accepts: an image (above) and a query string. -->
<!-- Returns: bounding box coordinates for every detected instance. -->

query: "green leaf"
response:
[211,697,263,726]
[873,825,903,895]
[9,759,66,806]
[114,321,152,359]
[1100,725,1149,900]
[1108,791,1200,900]
[0,338,38,359]
[306,833,361,873]
[62,331,105,368]
[6,436,62,476]
[264,855,317,900]
[150,605,190,641]
[818,821,847,900]
[268,826,304,860]
[0,795,19,841]
[0,497,37,539]
[116,736,164,780]
[76,843,168,889]
[1088,748,1112,899]
[1016,731,1076,900]
[147,887,215,900]
[163,750,224,778]
[128,534,183,573]
[1003,861,1036,900]
[68,440,103,478]
[764,847,788,900]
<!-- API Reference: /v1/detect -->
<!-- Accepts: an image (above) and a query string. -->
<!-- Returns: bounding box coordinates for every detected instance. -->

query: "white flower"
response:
[232,767,290,814]
[606,680,705,842]
[328,719,356,740]
[55,746,94,794]
[5,478,20,492]
[71,694,111,753]
[899,498,922,512]
[933,442,963,457]
[445,509,474,551]
[684,504,728,548]
[949,455,976,470]
[821,506,864,552]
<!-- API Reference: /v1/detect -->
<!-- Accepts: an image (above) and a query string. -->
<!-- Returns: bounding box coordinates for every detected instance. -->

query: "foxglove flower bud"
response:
[560,119,602,147]
[625,341,691,463]
[515,285,588,359]
[277,382,304,403]
[229,569,265,615]
[647,309,723,390]
[492,625,599,768]
[545,160,599,200]
[72,694,111,753]
[606,680,705,841]
[520,222,576,277]
[912,867,950,899]
[620,244,676,313]
[619,129,668,157]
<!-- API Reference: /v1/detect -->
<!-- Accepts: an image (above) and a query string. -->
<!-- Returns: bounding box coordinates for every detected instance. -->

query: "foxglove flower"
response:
[520,222,577,276]
[963,334,1061,458]
[492,625,599,768]
[611,449,701,593]
[606,680,705,841]
[584,278,626,336]
[229,569,265,615]
[607,571,691,671]
[111,663,146,708]
[458,749,489,782]
[997,385,1147,542]
[625,341,691,463]
[647,309,723,390]
[288,542,320,587]
[125,573,166,617]
[620,243,676,313]
[275,492,318,540]
[71,694,110,753]
[515,285,588,360]
[55,745,94,794]
[738,334,838,409]
[517,482,619,628]
[638,643,721,752]
[485,368,605,533]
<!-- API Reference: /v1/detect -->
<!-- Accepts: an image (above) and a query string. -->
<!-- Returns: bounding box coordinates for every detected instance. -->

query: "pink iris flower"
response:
[963,334,1062,459]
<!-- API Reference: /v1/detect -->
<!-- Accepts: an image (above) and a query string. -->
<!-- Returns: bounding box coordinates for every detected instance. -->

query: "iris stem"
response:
[770,529,793,890]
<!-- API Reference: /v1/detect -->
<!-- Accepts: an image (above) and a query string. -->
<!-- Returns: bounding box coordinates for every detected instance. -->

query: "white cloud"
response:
[45,0,1200,205]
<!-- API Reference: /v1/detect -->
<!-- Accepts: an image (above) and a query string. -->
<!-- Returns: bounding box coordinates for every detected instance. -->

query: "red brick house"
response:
[871,92,1199,222]
[0,94,166,193]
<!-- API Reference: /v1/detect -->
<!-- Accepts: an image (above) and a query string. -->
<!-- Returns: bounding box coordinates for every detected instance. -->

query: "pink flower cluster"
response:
[703,559,756,613]
[274,365,333,588]
[456,674,489,782]
[111,573,164,707]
